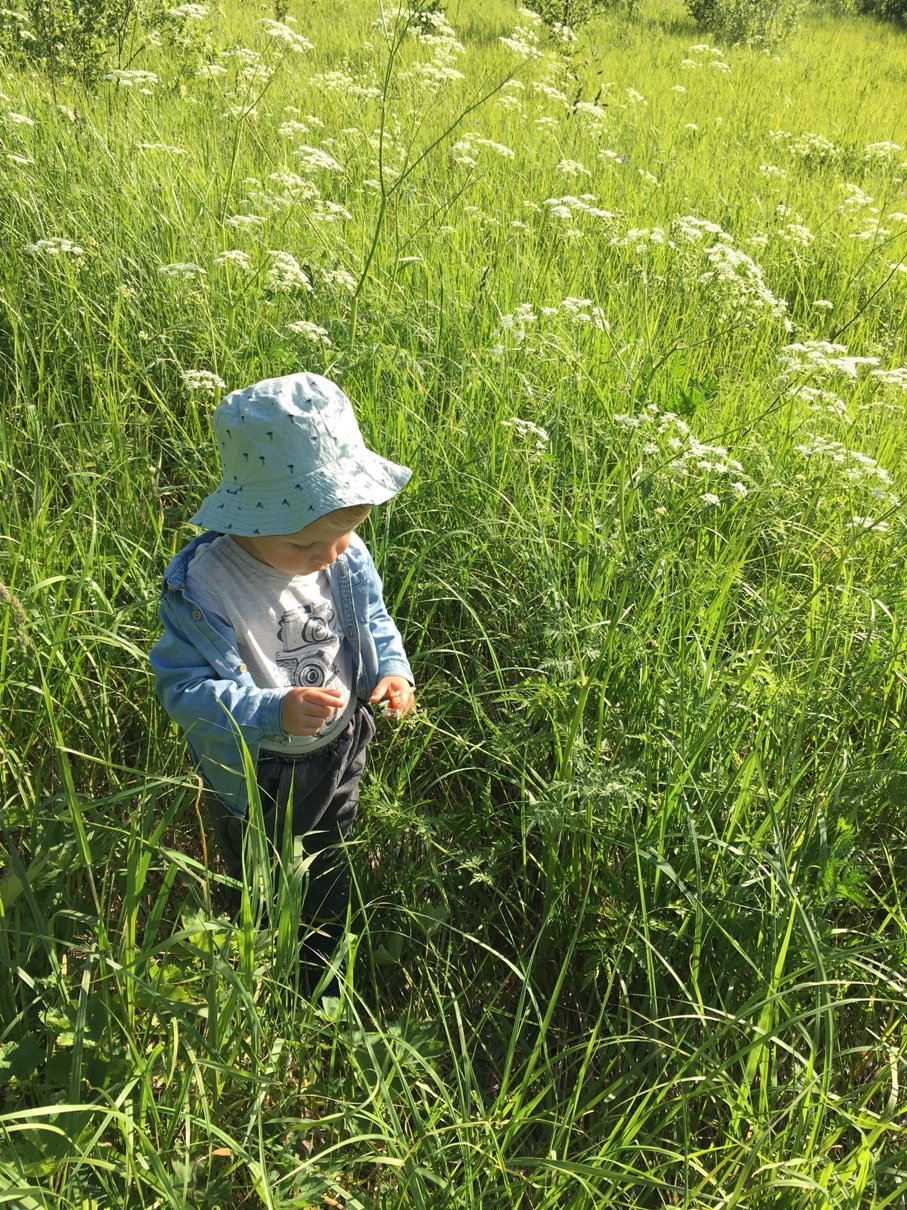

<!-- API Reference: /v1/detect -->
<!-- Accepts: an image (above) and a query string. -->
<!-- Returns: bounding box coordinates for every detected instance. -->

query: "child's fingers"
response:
[305,687,345,706]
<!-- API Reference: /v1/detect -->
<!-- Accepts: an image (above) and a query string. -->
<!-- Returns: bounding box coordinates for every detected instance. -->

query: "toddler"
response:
[150,372,414,993]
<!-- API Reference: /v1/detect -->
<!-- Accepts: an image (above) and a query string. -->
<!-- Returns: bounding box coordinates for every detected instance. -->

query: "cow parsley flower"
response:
[293,145,343,173]
[139,142,187,155]
[215,249,253,271]
[105,69,160,88]
[181,369,226,392]
[159,262,206,279]
[258,18,312,52]
[287,319,332,345]
[167,4,208,19]
[503,417,549,454]
[25,237,85,257]
[267,251,312,293]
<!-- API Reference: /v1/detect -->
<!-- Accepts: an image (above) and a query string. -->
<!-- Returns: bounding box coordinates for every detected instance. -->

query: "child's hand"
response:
[370,677,415,720]
[282,686,345,736]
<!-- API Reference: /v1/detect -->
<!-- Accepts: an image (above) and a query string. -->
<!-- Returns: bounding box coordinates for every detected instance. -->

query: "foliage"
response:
[0,0,906,1204]
[523,0,638,34]
[0,0,149,87]
[685,0,807,43]
[858,0,907,20]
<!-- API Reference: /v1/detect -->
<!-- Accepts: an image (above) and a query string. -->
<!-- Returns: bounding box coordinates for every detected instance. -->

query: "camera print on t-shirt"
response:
[275,602,343,724]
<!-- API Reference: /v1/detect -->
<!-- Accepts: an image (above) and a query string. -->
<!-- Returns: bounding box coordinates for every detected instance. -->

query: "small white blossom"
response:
[215,249,253,271]
[224,214,266,231]
[25,237,85,257]
[287,319,332,345]
[293,144,343,173]
[258,18,312,52]
[503,416,549,453]
[138,142,187,155]
[158,261,206,279]
[181,369,226,392]
[167,4,208,19]
[850,515,888,532]
[104,69,159,88]
[322,266,357,292]
[267,250,312,292]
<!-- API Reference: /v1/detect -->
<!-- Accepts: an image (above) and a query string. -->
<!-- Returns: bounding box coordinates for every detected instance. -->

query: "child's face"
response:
[233,507,371,576]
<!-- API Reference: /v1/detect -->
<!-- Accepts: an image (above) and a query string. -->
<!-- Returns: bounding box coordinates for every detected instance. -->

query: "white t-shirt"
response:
[185,535,355,753]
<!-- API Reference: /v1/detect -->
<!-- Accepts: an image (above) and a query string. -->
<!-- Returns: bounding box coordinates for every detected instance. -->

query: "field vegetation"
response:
[1,0,906,1204]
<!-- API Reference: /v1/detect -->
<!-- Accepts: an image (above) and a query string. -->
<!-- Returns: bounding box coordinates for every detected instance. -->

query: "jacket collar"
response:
[163,530,354,590]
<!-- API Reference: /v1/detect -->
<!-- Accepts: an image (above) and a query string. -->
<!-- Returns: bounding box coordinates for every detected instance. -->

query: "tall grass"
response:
[1,0,906,1205]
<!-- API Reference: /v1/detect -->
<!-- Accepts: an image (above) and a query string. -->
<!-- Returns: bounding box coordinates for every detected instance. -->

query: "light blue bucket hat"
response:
[190,372,411,536]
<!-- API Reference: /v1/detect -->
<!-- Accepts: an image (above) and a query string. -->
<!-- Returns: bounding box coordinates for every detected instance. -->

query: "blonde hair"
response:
[323,504,373,527]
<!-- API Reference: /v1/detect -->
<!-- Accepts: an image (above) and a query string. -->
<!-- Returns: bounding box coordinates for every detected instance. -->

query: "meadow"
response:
[1,0,906,1204]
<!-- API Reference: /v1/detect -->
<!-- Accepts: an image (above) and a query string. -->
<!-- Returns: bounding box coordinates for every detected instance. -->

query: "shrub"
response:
[523,0,639,34]
[685,0,806,44]
[858,0,907,20]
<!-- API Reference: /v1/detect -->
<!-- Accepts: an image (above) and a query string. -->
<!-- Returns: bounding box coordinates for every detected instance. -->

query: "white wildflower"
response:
[138,142,187,155]
[312,200,352,223]
[104,69,159,88]
[871,367,907,391]
[557,158,590,178]
[287,319,332,345]
[322,266,357,293]
[293,144,343,172]
[181,369,225,392]
[167,3,208,19]
[862,141,902,166]
[215,249,253,271]
[266,251,312,292]
[224,214,266,231]
[25,237,84,257]
[258,18,312,52]
[850,515,888,532]
[158,262,206,279]
[702,492,721,506]
[503,416,549,453]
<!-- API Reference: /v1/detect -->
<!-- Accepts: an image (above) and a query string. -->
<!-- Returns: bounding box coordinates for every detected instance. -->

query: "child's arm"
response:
[356,539,415,716]
[151,595,287,747]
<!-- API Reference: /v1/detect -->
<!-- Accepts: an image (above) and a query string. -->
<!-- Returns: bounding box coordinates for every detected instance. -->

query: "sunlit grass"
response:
[1,0,906,1205]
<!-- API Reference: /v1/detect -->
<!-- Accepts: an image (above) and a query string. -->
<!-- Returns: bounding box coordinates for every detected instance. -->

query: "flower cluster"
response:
[25,237,84,257]
[266,251,312,293]
[181,369,226,392]
[613,403,751,505]
[795,437,895,501]
[402,7,465,86]
[257,18,312,53]
[492,295,610,355]
[502,416,549,456]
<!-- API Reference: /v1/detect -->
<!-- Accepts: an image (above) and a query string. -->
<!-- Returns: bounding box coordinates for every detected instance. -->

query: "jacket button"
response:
[238,662,247,673]
[192,610,202,620]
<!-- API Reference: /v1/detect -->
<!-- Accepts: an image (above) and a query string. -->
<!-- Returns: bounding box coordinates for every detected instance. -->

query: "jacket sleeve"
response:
[360,542,415,685]
[150,591,287,785]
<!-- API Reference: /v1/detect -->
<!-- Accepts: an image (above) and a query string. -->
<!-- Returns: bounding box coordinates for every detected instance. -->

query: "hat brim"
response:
[189,453,411,536]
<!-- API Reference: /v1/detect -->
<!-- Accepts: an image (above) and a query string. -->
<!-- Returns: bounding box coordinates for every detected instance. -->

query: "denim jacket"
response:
[150,531,413,817]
